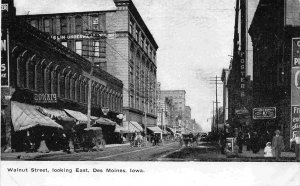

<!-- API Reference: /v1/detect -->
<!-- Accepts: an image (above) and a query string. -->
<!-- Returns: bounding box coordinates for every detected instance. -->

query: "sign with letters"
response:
[253,107,276,120]
[1,3,9,87]
[34,94,57,103]
[291,38,300,141]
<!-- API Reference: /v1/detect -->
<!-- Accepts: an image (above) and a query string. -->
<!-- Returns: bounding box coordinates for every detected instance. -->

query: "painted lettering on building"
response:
[291,38,300,142]
[1,4,9,87]
[34,94,57,103]
[240,52,246,97]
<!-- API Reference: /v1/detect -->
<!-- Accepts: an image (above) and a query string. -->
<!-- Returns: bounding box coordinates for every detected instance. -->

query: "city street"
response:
[2,141,182,161]
[2,140,296,161]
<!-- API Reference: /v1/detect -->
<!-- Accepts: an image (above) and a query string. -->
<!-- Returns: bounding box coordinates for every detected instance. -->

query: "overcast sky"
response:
[15,0,236,132]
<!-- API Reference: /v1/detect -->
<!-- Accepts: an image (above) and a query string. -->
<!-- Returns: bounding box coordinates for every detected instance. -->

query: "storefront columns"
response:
[2,87,15,152]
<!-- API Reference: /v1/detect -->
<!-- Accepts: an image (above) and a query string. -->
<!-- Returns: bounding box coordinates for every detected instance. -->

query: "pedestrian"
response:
[264,142,273,157]
[245,131,251,151]
[272,130,285,161]
[251,131,260,153]
[290,131,300,162]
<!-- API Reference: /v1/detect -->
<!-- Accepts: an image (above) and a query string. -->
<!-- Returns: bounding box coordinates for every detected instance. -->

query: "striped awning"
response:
[147,126,162,133]
[11,101,63,131]
[64,109,88,124]
[122,121,143,133]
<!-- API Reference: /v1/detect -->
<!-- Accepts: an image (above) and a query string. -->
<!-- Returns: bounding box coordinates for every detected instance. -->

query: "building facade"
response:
[249,0,300,147]
[160,90,186,121]
[1,1,123,151]
[226,0,257,135]
[18,0,159,128]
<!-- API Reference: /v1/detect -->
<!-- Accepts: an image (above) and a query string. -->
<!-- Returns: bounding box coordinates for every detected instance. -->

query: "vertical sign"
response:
[1,3,9,87]
[291,38,300,141]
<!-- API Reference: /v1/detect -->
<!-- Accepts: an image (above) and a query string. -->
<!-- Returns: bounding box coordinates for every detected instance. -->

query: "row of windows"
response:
[14,49,122,112]
[61,39,106,58]
[129,91,156,114]
[129,17,156,63]
[29,14,105,35]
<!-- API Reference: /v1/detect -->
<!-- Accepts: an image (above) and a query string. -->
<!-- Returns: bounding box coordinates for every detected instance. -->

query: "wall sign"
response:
[1,3,9,87]
[291,38,300,142]
[34,94,57,103]
[253,107,276,120]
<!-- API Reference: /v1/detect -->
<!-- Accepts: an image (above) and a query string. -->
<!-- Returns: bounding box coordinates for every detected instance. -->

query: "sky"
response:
[15,0,236,132]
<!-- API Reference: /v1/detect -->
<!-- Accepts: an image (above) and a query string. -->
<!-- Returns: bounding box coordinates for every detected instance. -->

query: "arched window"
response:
[65,72,71,99]
[26,56,36,90]
[51,67,58,94]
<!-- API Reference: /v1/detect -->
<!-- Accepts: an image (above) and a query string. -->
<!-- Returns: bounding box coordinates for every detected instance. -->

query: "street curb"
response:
[1,143,131,160]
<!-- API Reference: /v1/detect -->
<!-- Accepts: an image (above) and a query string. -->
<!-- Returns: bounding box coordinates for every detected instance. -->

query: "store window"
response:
[60,17,67,34]
[75,16,82,33]
[75,41,82,55]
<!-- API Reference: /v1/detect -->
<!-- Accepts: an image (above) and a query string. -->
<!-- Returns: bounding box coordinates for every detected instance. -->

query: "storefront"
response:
[1,7,123,152]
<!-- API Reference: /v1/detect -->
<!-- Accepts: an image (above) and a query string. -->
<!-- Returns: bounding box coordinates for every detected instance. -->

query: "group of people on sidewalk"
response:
[264,130,300,161]
[222,128,300,161]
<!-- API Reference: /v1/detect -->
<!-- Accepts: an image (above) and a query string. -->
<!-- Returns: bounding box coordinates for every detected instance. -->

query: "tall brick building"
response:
[160,90,186,124]
[1,0,123,151]
[19,0,159,127]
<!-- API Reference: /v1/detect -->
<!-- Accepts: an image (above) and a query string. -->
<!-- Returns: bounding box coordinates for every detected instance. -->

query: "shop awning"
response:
[37,107,68,118]
[90,116,99,120]
[130,121,143,131]
[122,121,143,133]
[166,127,176,134]
[11,101,63,131]
[95,117,116,126]
[114,124,129,133]
[147,126,162,133]
[64,109,88,124]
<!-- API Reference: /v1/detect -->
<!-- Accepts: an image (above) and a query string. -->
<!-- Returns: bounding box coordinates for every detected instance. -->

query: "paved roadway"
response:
[31,141,181,161]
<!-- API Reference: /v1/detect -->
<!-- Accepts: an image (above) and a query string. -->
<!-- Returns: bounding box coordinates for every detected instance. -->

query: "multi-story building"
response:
[184,106,191,121]
[226,0,258,134]
[18,0,159,127]
[249,0,300,147]
[160,90,186,122]
[1,1,123,151]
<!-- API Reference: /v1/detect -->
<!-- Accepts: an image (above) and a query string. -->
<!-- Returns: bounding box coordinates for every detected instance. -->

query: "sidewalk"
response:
[229,146,297,161]
[1,143,130,160]
[239,148,295,158]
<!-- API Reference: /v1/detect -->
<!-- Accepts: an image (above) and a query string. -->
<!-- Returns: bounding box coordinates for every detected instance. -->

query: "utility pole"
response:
[210,76,222,136]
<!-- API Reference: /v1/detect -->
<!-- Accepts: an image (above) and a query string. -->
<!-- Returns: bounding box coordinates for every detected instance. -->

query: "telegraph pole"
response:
[210,76,222,138]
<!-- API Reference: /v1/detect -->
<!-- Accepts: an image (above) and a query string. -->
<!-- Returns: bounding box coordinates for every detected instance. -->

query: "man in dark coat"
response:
[272,130,285,160]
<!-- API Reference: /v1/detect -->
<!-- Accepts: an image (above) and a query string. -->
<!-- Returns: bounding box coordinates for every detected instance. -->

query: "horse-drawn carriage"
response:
[181,133,199,147]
